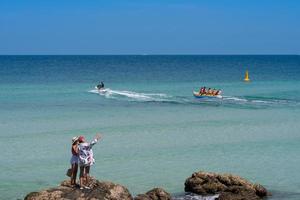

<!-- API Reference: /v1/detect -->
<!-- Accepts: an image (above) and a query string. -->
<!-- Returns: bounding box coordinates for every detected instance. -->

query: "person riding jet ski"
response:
[96,82,104,90]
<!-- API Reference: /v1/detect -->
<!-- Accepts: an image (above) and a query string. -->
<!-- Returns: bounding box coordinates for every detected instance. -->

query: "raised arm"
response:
[89,133,102,147]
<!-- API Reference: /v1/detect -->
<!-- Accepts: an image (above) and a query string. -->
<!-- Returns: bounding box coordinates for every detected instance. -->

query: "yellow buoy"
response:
[244,70,250,82]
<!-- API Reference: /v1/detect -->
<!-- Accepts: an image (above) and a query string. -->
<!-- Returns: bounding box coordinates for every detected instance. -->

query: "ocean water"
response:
[0,55,300,199]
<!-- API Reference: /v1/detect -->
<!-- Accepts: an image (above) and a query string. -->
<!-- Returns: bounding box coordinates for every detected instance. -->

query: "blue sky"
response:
[0,0,299,54]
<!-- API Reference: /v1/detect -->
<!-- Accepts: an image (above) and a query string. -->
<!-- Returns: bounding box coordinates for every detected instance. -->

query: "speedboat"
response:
[193,91,222,99]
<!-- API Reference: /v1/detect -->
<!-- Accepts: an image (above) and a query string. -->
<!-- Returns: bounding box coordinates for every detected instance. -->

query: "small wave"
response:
[222,96,247,102]
[222,95,300,107]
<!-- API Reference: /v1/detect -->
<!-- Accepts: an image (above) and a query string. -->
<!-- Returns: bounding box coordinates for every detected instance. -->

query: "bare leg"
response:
[79,166,85,188]
[85,166,90,185]
[70,164,74,185]
[71,163,78,185]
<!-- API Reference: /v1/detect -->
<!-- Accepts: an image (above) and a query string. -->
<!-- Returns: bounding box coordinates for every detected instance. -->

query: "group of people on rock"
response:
[198,87,222,96]
[69,133,101,189]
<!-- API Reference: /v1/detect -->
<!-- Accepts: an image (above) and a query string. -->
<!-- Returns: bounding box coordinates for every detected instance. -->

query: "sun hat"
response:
[72,136,79,144]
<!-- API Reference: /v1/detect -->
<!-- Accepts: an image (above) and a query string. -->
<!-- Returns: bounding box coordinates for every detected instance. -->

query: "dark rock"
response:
[185,171,269,200]
[254,184,268,197]
[218,189,260,200]
[24,177,133,200]
[134,188,171,200]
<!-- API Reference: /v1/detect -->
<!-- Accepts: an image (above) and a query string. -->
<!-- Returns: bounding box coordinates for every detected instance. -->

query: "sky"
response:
[0,0,300,55]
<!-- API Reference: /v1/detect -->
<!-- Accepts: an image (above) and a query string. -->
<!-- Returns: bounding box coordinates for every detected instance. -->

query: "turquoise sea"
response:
[1,55,300,199]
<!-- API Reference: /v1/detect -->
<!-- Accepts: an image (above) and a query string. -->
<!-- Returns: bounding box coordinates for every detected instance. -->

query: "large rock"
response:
[134,188,171,200]
[25,177,133,200]
[184,171,268,200]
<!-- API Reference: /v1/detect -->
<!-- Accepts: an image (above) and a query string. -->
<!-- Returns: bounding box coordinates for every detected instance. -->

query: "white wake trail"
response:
[88,88,170,102]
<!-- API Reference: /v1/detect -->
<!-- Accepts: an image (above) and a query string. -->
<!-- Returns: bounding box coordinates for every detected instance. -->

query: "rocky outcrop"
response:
[25,171,269,200]
[184,171,269,200]
[25,177,133,200]
[134,188,171,200]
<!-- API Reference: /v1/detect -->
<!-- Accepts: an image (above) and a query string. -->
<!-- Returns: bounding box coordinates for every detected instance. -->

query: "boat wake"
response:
[88,89,299,108]
[88,89,172,102]
[222,95,297,107]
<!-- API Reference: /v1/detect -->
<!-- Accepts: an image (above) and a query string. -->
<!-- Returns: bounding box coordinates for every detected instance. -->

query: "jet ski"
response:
[95,86,107,93]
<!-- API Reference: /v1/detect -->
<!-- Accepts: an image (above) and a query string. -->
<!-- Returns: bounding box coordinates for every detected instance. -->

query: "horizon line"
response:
[0,54,299,56]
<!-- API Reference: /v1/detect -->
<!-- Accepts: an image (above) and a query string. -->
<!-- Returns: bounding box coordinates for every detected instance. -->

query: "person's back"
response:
[78,138,98,166]
[77,134,101,189]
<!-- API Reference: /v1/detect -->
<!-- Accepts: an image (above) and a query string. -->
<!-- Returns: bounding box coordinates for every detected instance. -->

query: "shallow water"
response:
[0,55,300,199]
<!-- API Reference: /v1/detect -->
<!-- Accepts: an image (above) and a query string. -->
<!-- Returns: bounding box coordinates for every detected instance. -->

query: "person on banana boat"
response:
[207,88,212,95]
[198,87,207,95]
[211,89,221,96]
[202,87,207,95]
[199,87,204,95]
[197,87,221,96]
[213,88,218,95]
